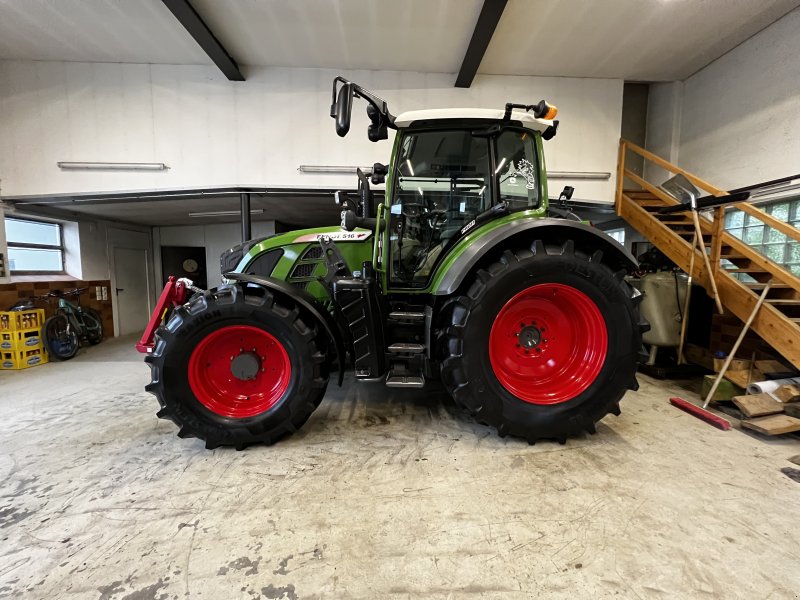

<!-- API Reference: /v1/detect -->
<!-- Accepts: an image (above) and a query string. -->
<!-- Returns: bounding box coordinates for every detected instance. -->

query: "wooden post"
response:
[702,282,773,408]
[710,206,724,277]
[691,210,724,314]
[615,140,626,215]
[677,233,697,365]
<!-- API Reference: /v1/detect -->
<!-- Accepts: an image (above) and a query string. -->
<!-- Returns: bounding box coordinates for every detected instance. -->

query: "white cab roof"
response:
[393,108,553,133]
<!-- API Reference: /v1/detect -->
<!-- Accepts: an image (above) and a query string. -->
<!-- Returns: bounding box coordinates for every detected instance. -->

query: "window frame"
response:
[5,217,66,275]
[493,126,543,211]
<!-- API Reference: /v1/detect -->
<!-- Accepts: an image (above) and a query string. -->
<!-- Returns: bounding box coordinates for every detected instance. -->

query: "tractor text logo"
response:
[461,219,477,235]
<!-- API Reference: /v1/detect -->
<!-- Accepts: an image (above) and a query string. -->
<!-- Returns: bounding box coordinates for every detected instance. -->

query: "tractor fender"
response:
[223,272,348,386]
[434,218,639,295]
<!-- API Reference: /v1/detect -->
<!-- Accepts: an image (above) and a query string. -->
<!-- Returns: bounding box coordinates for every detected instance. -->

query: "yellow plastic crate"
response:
[0,328,44,351]
[0,347,49,370]
[0,309,46,332]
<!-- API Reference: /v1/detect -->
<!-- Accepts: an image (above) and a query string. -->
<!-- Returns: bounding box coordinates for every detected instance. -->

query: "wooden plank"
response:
[774,384,800,403]
[732,393,784,417]
[742,414,800,435]
[755,359,789,373]
[621,139,728,196]
[710,207,724,277]
[719,230,800,295]
[737,203,800,245]
[716,275,800,368]
[615,140,626,214]
[618,194,705,281]
[624,170,684,208]
[724,369,763,389]
[785,403,800,419]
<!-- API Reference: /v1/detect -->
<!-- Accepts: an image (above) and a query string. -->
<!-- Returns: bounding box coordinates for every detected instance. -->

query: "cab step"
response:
[388,311,425,322]
[387,342,425,354]
[385,372,425,388]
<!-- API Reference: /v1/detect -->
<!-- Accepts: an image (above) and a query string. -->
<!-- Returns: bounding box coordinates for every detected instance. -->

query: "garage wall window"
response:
[725,198,800,275]
[605,227,626,246]
[4,217,65,274]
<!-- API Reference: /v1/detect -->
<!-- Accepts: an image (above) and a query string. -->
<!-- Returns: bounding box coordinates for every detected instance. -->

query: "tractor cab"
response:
[330,77,559,289]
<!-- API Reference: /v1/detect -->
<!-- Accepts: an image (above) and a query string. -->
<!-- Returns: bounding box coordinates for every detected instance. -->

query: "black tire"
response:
[438,240,648,444]
[144,283,330,449]
[82,308,104,345]
[44,314,79,361]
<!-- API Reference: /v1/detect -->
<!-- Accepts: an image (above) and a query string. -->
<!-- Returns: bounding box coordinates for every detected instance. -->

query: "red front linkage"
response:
[135,276,190,353]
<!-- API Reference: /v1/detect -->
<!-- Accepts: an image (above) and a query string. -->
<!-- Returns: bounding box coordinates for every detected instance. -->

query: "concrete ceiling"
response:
[0,0,797,81]
[0,0,207,65]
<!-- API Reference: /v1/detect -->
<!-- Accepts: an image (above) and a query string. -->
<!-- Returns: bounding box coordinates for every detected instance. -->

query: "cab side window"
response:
[496,130,539,209]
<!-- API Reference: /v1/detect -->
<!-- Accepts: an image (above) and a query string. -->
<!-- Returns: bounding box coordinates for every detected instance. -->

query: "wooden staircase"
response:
[615,139,800,369]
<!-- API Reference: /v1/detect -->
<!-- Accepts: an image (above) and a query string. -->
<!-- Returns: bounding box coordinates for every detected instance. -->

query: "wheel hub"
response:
[517,325,542,349]
[230,351,261,381]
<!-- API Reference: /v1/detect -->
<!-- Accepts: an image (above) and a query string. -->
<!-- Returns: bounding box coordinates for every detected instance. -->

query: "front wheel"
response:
[439,240,648,443]
[44,314,79,360]
[144,283,330,449]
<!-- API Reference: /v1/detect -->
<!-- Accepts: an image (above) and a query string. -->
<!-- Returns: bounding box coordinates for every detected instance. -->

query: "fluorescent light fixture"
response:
[406,160,415,176]
[494,158,506,175]
[547,171,611,180]
[57,161,169,171]
[478,185,486,196]
[189,209,264,218]
[298,165,372,174]
[417,187,424,196]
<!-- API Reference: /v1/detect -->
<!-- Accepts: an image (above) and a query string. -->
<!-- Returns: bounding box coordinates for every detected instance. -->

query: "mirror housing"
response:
[371,162,388,185]
[334,190,357,212]
[334,83,354,137]
[366,104,388,142]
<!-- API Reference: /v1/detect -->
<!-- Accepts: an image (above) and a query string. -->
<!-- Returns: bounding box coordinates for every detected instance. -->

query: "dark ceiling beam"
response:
[161,0,244,81]
[454,0,509,88]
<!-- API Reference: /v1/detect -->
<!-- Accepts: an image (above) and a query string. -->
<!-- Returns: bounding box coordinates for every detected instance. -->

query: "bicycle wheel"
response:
[81,308,104,345]
[44,314,79,360]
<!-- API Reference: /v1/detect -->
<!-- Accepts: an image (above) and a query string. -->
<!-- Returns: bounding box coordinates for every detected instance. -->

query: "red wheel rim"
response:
[188,325,291,418]
[489,283,608,404]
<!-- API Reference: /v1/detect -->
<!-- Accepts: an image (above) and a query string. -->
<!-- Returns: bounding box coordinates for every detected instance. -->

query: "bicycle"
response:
[42,288,104,360]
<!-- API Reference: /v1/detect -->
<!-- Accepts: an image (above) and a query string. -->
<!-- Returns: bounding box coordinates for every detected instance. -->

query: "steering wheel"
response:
[426,208,448,228]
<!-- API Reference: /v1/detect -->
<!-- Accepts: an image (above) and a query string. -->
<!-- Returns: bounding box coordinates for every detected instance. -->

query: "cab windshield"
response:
[389,127,540,287]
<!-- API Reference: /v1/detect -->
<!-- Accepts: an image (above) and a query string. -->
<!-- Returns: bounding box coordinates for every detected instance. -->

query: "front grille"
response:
[302,246,324,260]
[245,249,283,277]
[290,263,316,278]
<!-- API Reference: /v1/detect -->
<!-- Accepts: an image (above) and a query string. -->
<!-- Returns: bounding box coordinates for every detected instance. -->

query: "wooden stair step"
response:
[723,268,771,273]
[766,299,800,305]
[744,283,792,289]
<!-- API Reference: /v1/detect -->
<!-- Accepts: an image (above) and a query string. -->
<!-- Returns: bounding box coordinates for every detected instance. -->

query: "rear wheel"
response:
[145,283,330,449]
[439,240,647,443]
[44,314,79,360]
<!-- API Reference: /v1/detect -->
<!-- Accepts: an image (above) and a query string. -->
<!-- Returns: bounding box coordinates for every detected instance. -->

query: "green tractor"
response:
[137,77,648,449]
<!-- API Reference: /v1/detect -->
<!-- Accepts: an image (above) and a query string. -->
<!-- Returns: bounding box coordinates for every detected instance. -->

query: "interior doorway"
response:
[114,246,151,336]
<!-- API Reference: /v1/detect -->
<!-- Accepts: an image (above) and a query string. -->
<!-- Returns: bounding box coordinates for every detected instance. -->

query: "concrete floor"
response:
[0,336,799,600]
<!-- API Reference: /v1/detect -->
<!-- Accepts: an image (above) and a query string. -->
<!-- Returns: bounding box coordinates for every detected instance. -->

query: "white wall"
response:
[0,62,624,203]
[644,82,683,185]
[646,8,800,189]
[154,221,276,287]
